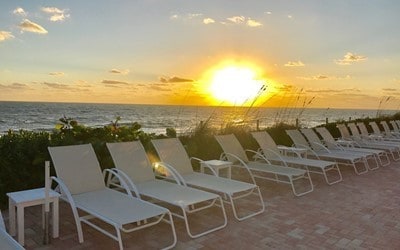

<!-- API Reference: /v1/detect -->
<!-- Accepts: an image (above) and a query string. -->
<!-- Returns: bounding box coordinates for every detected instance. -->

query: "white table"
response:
[277,145,308,157]
[7,188,60,246]
[200,160,232,179]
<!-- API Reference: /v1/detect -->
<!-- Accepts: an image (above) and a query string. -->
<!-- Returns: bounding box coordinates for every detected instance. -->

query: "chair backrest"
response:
[315,127,336,145]
[251,131,280,157]
[369,121,382,135]
[356,122,370,136]
[396,120,400,130]
[48,144,105,195]
[380,121,392,135]
[0,211,5,229]
[337,124,351,139]
[151,138,194,175]
[347,123,361,138]
[300,128,325,151]
[286,129,310,149]
[390,121,399,132]
[214,134,250,163]
[107,141,156,183]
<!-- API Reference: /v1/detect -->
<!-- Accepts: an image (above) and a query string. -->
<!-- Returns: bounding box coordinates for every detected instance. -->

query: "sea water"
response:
[0,101,397,134]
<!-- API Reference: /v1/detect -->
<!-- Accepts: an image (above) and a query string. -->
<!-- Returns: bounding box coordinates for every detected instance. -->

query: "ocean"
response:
[0,101,397,135]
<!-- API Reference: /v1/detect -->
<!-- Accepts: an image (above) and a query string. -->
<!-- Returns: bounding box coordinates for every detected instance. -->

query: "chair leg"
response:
[229,187,265,221]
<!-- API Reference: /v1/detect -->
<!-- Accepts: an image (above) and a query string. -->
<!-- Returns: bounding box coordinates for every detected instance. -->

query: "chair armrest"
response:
[153,162,187,187]
[103,168,137,198]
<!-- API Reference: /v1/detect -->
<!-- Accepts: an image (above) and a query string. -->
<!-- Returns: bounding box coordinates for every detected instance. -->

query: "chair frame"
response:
[251,131,342,185]
[105,141,227,238]
[49,144,177,250]
[215,134,314,197]
[286,129,369,175]
[151,138,265,221]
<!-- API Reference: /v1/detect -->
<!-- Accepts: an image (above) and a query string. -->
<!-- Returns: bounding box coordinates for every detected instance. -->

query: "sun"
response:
[208,66,264,105]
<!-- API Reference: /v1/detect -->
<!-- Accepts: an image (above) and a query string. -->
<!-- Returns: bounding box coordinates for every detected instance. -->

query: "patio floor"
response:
[4,160,400,249]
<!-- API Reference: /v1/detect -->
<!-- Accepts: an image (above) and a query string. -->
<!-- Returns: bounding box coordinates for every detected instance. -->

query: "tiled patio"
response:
[4,160,400,249]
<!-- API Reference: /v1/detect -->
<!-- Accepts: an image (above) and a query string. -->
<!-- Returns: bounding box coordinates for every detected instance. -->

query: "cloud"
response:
[226,16,262,27]
[101,80,130,85]
[227,16,246,24]
[247,19,262,27]
[42,82,72,90]
[265,11,272,15]
[19,19,48,34]
[335,52,367,65]
[0,31,14,41]
[13,7,27,16]
[0,83,28,90]
[299,75,351,81]
[49,72,65,76]
[109,69,130,75]
[170,13,203,21]
[285,61,305,67]
[149,84,171,92]
[382,88,397,92]
[203,18,215,24]
[41,7,70,22]
[306,88,361,93]
[159,76,193,83]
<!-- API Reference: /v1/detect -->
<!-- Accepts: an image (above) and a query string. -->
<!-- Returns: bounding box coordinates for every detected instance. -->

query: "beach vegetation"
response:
[0,113,400,208]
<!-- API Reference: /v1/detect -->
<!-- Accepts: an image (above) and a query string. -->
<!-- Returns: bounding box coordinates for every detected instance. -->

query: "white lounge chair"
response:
[151,138,265,221]
[251,131,342,185]
[106,141,227,238]
[48,144,177,250]
[0,211,24,250]
[315,127,388,168]
[369,121,400,141]
[380,121,400,138]
[338,123,400,161]
[357,122,400,143]
[286,129,369,175]
[215,134,314,196]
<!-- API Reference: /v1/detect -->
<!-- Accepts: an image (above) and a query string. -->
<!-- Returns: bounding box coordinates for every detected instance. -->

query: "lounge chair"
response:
[357,122,400,143]
[215,134,314,196]
[286,129,369,175]
[151,138,265,221]
[338,123,400,161]
[0,211,24,250]
[251,131,342,185]
[380,121,400,138]
[106,141,227,238]
[369,121,400,141]
[315,127,388,167]
[389,120,400,133]
[48,144,177,250]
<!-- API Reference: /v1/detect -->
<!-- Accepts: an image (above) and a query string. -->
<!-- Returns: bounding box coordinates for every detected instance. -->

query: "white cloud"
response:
[49,72,65,76]
[335,52,367,65]
[265,11,272,15]
[109,69,130,75]
[285,61,305,67]
[41,7,70,22]
[170,14,179,20]
[203,18,215,24]
[247,19,262,27]
[226,16,262,27]
[13,7,27,16]
[0,31,14,41]
[19,19,48,34]
[227,16,245,24]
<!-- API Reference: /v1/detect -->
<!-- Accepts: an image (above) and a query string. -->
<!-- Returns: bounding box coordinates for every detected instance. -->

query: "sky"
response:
[1,0,400,110]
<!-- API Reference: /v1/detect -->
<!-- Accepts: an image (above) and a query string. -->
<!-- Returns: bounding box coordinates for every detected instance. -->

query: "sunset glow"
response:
[209,66,264,105]
[1,1,400,109]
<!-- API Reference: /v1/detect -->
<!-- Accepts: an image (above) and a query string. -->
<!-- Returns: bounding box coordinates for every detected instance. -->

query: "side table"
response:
[200,160,232,179]
[7,188,60,246]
